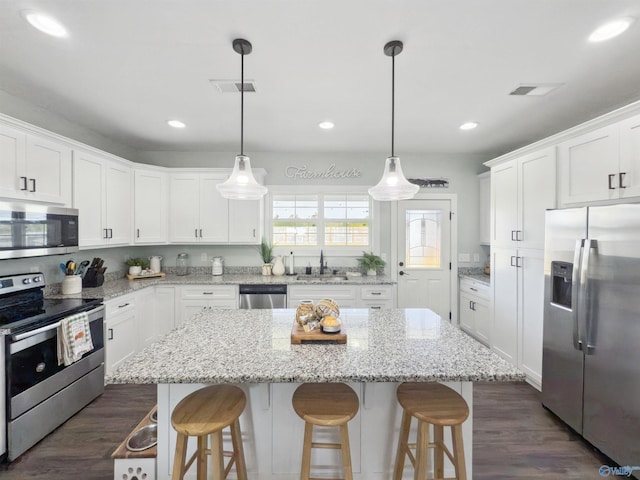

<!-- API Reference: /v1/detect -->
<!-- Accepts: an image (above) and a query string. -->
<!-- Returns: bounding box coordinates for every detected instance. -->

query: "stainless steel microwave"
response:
[0,202,79,259]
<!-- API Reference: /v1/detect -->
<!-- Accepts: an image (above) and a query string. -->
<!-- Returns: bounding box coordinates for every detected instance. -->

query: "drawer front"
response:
[360,286,393,300]
[459,279,489,299]
[180,285,238,300]
[361,299,395,310]
[288,285,358,301]
[105,294,136,316]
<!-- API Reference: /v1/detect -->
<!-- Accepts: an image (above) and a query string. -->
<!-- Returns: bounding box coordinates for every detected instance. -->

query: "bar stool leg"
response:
[230,418,248,480]
[393,410,412,480]
[210,430,225,480]
[434,424,444,479]
[196,435,207,480]
[414,421,430,480]
[300,422,313,480]
[452,424,467,480]
[339,423,353,480]
[172,433,188,480]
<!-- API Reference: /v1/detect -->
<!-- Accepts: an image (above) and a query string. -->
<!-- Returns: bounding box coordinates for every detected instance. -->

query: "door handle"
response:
[619,172,627,189]
[109,228,113,238]
[253,228,256,238]
[136,228,140,238]
[581,239,597,355]
[510,256,516,267]
[104,228,108,239]
[517,230,523,241]
[399,271,409,276]
[571,239,584,351]
[20,176,28,190]
[199,229,203,238]
[511,230,517,241]
[195,228,198,238]
[29,178,36,192]
[107,328,113,341]
[515,256,522,268]
[608,173,616,190]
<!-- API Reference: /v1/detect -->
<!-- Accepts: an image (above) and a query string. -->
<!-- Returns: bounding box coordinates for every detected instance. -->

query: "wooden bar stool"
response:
[292,383,359,480]
[393,382,469,480]
[171,385,248,480]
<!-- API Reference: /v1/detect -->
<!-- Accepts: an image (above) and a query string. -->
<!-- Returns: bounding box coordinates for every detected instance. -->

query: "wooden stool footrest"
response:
[311,441,341,449]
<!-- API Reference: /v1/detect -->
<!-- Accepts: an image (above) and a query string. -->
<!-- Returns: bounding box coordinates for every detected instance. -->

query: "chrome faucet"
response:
[320,250,326,275]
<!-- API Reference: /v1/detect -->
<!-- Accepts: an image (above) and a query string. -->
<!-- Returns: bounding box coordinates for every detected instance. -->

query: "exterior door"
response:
[396,200,451,319]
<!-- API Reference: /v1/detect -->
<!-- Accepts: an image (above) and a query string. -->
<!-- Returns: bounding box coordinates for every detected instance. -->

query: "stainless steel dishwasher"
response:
[239,284,287,309]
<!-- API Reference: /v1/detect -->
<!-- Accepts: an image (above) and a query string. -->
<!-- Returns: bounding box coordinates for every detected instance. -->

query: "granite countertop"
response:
[107,308,524,385]
[47,272,395,301]
[458,267,490,287]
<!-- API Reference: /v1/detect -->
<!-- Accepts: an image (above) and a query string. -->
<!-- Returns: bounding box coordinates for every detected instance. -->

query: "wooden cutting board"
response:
[291,321,347,344]
[126,272,166,280]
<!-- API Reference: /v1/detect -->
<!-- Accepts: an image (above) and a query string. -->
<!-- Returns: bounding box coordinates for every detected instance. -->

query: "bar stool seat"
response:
[171,385,247,480]
[393,382,469,480]
[292,383,359,480]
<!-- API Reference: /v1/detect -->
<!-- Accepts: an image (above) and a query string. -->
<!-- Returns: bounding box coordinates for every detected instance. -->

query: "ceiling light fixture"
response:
[588,17,635,42]
[318,121,335,130]
[22,11,68,38]
[216,39,267,201]
[459,121,478,130]
[368,41,419,202]
[167,120,186,129]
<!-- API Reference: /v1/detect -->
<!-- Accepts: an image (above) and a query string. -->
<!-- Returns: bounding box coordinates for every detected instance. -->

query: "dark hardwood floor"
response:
[1,382,614,479]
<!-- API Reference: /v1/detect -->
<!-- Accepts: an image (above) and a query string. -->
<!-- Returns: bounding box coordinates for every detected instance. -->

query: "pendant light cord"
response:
[391,51,395,157]
[240,46,244,156]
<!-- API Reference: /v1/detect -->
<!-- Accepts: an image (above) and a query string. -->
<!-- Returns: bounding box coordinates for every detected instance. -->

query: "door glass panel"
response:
[406,209,441,268]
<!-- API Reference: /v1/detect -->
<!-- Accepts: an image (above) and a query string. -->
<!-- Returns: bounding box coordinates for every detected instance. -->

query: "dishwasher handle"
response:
[239,284,288,295]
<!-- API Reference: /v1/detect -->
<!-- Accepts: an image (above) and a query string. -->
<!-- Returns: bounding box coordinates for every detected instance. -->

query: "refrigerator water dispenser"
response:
[551,261,573,309]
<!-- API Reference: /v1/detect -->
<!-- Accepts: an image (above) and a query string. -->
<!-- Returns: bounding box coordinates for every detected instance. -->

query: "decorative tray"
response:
[290,320,347,344]
[126,272,166,280]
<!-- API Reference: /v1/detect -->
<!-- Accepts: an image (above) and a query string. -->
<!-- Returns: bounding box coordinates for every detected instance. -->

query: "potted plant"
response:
[357,251,386,276]
[125,257,149,276]
[259,239,274,276]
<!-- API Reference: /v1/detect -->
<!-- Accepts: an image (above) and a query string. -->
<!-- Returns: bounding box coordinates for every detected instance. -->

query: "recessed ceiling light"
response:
[167,120,186,129]
[459,122,478,131]
[589,17,635,42]
[22,11,68,38]
[318,121,335,130]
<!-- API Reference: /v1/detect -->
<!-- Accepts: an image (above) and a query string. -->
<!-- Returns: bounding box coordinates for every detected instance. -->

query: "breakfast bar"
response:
[108,308,524,479]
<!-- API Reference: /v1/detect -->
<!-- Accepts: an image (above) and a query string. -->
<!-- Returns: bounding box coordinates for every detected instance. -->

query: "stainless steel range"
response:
[0,272,104,462]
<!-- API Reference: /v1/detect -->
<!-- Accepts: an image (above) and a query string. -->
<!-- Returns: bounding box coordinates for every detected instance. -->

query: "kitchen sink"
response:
[296,275,349,282]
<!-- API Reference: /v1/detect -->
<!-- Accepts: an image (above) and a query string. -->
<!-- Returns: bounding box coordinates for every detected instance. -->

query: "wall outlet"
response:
[473,253,480,262]
[200,253,208,261]
[458,253,471,262]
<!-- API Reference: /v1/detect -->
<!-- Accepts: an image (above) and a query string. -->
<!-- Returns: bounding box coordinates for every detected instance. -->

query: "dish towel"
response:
[57,311,94,366]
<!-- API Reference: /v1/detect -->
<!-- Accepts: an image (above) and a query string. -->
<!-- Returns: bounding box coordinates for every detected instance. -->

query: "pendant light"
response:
[368,41,419,201]
[217,38,267,200]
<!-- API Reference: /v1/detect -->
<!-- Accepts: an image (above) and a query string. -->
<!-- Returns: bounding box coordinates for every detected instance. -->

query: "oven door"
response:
[7,306,104,419]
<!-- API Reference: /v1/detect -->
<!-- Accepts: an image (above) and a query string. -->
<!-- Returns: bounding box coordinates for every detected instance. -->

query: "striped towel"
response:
[57,311,94,366]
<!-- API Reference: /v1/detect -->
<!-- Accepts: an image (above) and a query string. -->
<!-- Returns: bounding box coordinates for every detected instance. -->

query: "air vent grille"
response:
[210,79,257,93]
[510,85,537,96]
[509,83,563,96]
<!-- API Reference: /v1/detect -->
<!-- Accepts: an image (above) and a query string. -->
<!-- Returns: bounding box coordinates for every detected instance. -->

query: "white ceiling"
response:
[1,0,640,158]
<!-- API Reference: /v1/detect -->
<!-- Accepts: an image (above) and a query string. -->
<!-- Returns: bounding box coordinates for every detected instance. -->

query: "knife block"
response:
[82,267,105,288]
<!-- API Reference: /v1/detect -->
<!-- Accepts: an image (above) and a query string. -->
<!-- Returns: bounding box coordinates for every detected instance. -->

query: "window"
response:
[271,192,371,250]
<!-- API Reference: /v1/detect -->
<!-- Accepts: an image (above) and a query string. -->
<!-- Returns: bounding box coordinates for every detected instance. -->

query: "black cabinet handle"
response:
[20,176,28,190]
[608,174,616,190]
[195,228,198,238]
[619,172,627,189]
[118,303,130,309]
[136,228,140,238]
[199,229,203,238]
[516,256,522,268]
[107,328,113,340]
[510,256,516,267]
[29,178,36,192]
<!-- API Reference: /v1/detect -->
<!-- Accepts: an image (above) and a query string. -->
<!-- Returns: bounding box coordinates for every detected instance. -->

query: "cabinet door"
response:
[105,308,137,375]
[518,248,545,389]
[491,247,518,364]
[199,174,229,243]
[136,288,157,350]
[558,125,619,205]
[491,161,518,248]
[105,160,132,245]
[73,150,106,248]
[619,113,640,198]
[169,174,200,243]
[459,291,475,334]
[478,172,491,245]
[518,147,556,249]
[155,286,176,337]
[25,134,72,205]
[229,198,261,244]
[0,124,26,199]
[474,297,491,346]
[134,169,167,243]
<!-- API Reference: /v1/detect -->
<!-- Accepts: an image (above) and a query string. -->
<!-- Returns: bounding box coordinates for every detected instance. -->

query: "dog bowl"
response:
[126,424,157,452]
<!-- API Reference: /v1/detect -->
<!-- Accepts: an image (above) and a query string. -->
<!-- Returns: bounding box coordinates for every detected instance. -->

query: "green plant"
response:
[124,257,149,269]
[259,238,274,264]
[357,251,386,272]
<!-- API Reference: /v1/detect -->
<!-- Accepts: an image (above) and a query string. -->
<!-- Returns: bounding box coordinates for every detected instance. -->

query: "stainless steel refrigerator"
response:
[542,203,640,468]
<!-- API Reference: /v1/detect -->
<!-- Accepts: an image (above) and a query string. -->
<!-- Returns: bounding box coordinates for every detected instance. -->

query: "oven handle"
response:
[11,306,105,342]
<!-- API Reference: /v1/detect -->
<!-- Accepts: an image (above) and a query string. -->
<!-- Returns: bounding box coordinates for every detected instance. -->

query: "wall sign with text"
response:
[285,163,362,180]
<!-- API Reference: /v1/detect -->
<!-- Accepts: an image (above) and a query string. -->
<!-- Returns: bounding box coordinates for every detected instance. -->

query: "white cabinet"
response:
[134,167,168,244]
[360,285,395,309]
[0,124,71,205]
[287,285,359,309]
[155,286,176,337]
[176,285,238,326]
[459,278,490,346]
[105,294,138,375]
[169,171,263,245]
[478,172,490,245]
[491,147,556,250]
[73,150,132,248]
[559,114,640,205]
[136,287,157,350]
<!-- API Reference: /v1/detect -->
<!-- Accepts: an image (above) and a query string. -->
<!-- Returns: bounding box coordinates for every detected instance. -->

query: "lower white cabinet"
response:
[176,285,238,326]
[155,286,176,337]
[105,294,138,375]
[458,278,490,346]
[136,287,158,350]
[288,284,395,309]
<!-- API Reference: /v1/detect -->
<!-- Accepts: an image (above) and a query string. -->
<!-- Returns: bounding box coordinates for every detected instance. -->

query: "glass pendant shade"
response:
[368,156,419,201]
[216,155,267,200]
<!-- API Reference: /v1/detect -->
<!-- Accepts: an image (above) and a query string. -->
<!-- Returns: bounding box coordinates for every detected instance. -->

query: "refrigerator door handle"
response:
[582,239,597,354]
[571,239,584,351]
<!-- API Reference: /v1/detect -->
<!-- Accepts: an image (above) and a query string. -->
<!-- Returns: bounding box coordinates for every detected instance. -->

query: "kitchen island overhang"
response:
[108,308,524,479]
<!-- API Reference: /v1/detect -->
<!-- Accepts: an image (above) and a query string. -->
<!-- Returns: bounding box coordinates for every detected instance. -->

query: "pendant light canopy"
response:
[216,38,267,200]
[368,40,419,202]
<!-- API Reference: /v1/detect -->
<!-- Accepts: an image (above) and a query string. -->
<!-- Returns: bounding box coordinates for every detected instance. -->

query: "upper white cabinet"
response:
[73,149,132,248]
[134,167,168,244]
[169,171,262,245]
[0,123,71,205]
[559,114,640,205]
[491,147,556,250]
[478,172,490,245]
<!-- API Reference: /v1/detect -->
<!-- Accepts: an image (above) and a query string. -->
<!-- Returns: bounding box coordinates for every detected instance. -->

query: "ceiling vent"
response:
[509,83,563,96]
[210,79,257,93]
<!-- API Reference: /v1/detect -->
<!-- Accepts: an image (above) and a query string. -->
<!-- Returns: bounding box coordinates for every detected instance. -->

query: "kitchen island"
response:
[108,308,523,479]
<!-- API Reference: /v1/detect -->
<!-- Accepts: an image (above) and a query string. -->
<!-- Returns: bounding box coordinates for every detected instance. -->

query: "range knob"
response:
[22,278,32,284]
[32,276,41,283]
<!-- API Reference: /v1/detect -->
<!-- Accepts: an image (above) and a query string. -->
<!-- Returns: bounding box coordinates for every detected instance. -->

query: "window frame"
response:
[266,185,380,256]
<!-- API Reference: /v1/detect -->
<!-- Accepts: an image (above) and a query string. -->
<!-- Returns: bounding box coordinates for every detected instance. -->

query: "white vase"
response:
[129,266,142,276]
[272,256,285,276]
[367,269,377,276]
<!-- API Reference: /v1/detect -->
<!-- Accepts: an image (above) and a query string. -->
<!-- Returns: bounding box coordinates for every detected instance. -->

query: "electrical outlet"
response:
[200,253,207,261]
[458,253,470,262]
[473,253,480,262]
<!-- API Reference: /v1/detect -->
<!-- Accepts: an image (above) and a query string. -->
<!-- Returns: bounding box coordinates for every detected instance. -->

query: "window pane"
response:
[325,195,369,219]
[325,221,369,246]
[406,210,441,268]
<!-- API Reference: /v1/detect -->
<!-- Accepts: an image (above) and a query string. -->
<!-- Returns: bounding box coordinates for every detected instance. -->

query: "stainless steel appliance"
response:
[0,202,79,259]
[0,273,104,461]
[239,284,287,309]
[542,204,640,468]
